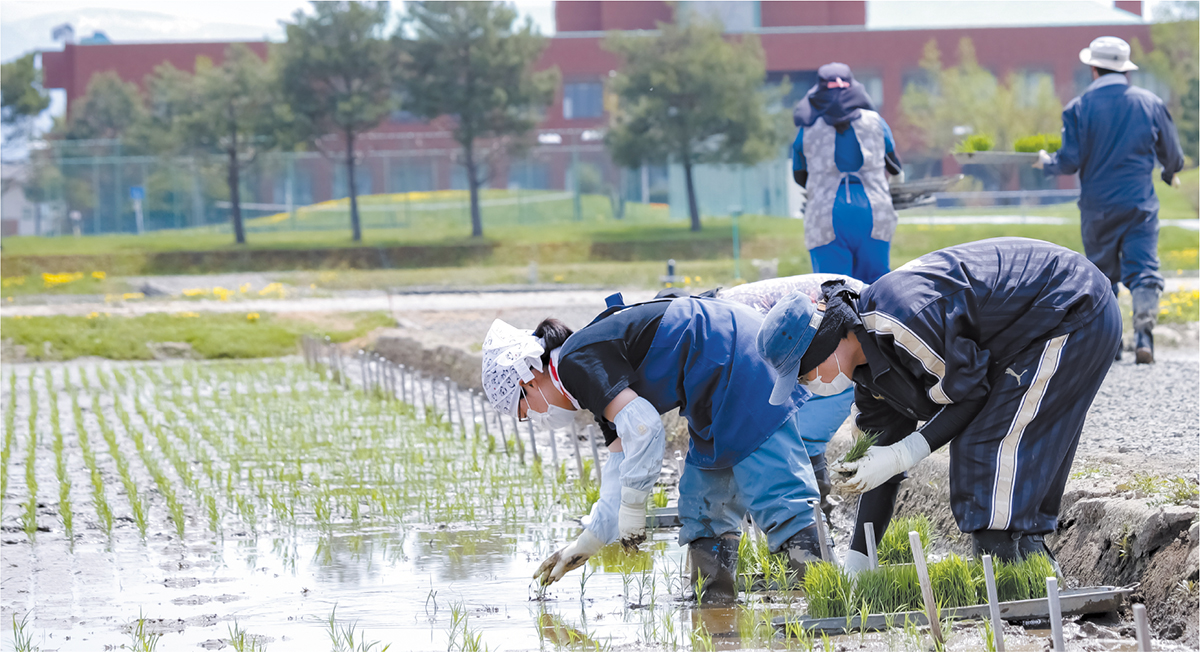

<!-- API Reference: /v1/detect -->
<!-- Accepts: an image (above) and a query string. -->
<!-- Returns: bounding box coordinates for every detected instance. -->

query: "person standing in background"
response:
[792,63,903,284]
[1035,36,1185,364]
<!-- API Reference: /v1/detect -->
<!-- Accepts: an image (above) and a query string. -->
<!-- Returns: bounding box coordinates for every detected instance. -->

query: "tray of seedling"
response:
[773,433,1133,635]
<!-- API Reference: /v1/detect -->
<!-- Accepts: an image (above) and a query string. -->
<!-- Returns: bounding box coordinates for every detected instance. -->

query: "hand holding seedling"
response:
[533,529,605,586]
[830,432,930,495]
[617,495,648,550]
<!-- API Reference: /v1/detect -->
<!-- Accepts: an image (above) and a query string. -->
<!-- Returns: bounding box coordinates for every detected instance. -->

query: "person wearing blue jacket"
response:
[482,294,827,603]
[1035,36,1185,364]
[757,238,1121,573]
[792,62,903,284]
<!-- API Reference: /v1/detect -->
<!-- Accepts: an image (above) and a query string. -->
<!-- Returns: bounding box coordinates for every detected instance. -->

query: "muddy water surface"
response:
[0,360,1182,651]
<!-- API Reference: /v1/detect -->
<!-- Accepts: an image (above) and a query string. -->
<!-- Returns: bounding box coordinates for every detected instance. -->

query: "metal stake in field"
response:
[468,389,478,436]
[569,422,586,481]
[908,531,943,647]
[547,426,559,465]
[452,381,467,439]
[808,499,831,562]
[444,377,454,433]
[586,425,602,484]
[475,391,491,444]
[982,555,1005,652]
[511,414,525,464]
[526,418,540,463]
[1133,603,1152,651]
[1047,577,1065,650]
[864,521,878,570]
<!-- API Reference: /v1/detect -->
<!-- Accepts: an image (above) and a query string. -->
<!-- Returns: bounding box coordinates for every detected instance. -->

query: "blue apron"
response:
[623,296,808,470]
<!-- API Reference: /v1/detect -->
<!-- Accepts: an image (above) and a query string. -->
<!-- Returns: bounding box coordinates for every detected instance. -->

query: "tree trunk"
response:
[347,131,362,242]
[465,141,483,238]
[684,159,701,232]
[228,120,246,245]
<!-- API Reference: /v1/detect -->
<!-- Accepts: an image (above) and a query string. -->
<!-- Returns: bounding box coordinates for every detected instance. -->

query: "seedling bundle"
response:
[803,553,1057,618]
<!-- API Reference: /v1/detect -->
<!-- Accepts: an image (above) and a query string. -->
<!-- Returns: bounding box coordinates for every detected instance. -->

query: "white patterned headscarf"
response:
[481,319,545,417]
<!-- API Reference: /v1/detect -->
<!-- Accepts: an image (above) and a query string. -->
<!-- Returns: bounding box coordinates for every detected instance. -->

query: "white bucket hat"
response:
[481,319,545,417]
[1079,36,1138,73]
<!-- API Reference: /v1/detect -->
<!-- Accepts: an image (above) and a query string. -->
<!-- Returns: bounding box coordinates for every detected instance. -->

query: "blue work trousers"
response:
[948,295,1121,535]
[1080,205,1164,295]
[678,411,818,552]
[809,181,891,284]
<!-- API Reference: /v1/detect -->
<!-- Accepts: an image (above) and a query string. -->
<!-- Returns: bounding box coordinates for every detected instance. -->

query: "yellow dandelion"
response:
[122,292,144,301]
[86,311,100,319]
[213,287,234,301]
[182,288,209,297]
[246,312,260,322]
[92,271,106,280]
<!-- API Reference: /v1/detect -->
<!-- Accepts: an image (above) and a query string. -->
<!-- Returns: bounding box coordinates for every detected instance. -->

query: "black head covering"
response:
[793,62,876,133]
[797,281,862,376]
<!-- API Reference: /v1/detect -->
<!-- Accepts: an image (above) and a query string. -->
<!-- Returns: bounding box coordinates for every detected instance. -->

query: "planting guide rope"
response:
[302,335,605,483]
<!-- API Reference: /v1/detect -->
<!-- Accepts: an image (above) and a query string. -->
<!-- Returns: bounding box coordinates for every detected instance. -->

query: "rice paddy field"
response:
[0,357,1173,651]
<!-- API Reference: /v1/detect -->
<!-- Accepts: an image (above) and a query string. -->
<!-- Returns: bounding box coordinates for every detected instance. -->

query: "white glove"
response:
[1033,149,1052,170]
[580,451,624,544]
[842,549,872,578]
[830,432,931,495]
[617,487,649,547]
[533,529,605,586]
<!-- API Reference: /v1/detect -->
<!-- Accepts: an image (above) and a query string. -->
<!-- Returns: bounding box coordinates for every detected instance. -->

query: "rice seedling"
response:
[326,606,391,652]
[1,372,16,521]
[126,611,162,652]
[94,393,149,537]
[48,374,73,536]
[877,515,934,564]
[22,376,40,537]
[802,561,854,618]
[928,554,980,609]
[10,612,39,652]
[851,563,922,615]
[227,620,269,651]
[447,602,484,652]
[978,618,997,652]
[652,486,669,508]
[71,391,113,534]
[839,430,878,468]
[690,618,715,652]
[992,553,1054,602]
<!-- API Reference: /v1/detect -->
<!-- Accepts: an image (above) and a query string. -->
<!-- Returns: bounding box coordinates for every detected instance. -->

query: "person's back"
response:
[1065,77,1179,211]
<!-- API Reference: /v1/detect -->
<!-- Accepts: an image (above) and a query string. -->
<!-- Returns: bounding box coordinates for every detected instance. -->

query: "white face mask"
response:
[802,353,854,397]
[527,383,577,429]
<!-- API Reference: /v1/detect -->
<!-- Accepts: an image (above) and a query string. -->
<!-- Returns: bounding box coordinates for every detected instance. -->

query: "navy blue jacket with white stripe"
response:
[850,238,1111,451]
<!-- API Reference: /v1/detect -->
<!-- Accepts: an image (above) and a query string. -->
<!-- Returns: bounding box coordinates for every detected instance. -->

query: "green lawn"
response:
[1,311,393,361]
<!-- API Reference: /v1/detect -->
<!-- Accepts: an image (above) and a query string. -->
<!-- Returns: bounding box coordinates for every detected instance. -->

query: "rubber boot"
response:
[809,453,837,522]
[1017,533,1065,581]
[686,534,740,604]
[783,524,825,581]
[971,529,1021,563]
[1132,286,1160,364]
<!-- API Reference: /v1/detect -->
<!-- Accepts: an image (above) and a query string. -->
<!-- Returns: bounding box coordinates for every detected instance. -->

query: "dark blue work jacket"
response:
[1045,74,1184,214]
[850,238,1112,450]
[559,297,806,469]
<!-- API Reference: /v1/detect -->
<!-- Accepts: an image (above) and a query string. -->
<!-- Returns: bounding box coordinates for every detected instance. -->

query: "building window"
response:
[563,81,604,120]
[767,70,818,110]
[509,160,550,190]
[333,163,372,199]
[902,68,938,95]
[858,72,884,109]
[389,162,434,193]
[1016,69,1055,107]
[452,163,489,190]
[678,1,760,32]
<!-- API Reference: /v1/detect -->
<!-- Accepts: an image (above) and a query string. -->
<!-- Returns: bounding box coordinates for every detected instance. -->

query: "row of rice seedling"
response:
[803,553,1058,618]
[23,374,40,536]
[92,392,150,537]
[47,369,74,537]
[71,389,114,534]
[116,396,187,538]
[2,372,16,521]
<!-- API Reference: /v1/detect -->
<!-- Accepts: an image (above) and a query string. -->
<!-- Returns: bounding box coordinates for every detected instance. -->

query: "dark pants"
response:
[948,295,1122,535]
[1080,205,1164,295]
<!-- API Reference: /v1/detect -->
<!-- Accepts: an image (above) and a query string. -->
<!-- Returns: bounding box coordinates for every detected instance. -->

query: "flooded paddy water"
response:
[0,359,1179,651]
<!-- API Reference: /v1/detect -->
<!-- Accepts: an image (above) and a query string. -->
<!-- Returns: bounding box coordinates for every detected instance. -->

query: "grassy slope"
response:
[1,312,394,361]
[4,170,1195,258]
